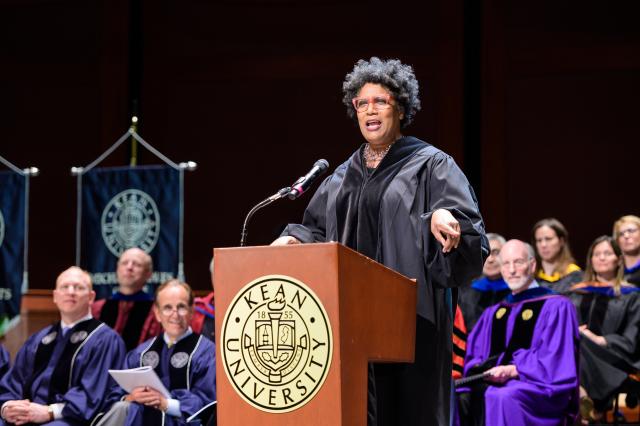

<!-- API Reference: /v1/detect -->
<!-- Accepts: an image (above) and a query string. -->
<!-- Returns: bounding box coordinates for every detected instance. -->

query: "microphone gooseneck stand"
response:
[240,186,291,247]
[240,159,329,247]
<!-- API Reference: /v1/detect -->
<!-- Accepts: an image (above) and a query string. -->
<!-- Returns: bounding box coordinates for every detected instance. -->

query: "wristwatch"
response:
[47,405,54,421]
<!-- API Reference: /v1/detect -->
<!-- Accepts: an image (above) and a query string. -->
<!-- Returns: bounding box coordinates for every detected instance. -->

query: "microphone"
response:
[287,159,330,200]
[239,159,329,246]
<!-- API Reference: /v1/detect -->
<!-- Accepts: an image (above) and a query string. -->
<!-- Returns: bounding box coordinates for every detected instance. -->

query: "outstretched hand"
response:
[430,209,461,253]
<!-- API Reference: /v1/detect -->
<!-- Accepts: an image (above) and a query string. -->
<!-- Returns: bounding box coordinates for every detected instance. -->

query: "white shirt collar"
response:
[163,327,193,346]
[61,312,93,331]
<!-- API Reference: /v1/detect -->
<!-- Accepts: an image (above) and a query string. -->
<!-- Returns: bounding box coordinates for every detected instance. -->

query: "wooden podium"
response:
[214,242,417,426]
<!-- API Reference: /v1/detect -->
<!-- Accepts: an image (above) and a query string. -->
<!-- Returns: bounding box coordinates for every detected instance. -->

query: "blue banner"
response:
[0,171,26,330]
[80,165,180,299]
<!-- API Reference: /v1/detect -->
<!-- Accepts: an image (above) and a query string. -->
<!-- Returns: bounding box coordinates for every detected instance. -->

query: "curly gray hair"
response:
[342,57,421,128]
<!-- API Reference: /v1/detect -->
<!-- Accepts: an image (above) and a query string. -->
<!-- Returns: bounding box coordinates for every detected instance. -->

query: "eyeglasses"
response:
[160,304,191,317]
[619,227,639,237]
[57,284,90,294]
[351,94,393,113]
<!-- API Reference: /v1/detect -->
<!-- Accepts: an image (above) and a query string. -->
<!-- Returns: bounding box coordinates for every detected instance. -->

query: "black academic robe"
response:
[536,266,583,295]
[282,136,488,426]
[569,283,640,408]
[458,276,510,333]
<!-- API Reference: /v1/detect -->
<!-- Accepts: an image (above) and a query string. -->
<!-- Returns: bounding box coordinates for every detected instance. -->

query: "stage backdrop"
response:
[78,165,181,299]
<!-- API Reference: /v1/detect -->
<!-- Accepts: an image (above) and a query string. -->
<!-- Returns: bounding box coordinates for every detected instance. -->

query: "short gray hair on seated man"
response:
[524,242,536,260]
[486,233,506,246]
[155,279,194,306]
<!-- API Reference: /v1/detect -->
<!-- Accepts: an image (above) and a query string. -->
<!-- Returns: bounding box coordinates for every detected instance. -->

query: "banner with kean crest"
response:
[0,169,27,334]
[77,165,182,300]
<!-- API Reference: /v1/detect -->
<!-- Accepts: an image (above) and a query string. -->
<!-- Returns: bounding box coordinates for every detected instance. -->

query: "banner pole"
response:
[129,116,139,166]
[22,173,29,294]
[178,167,185,281]
[0,155,26,175]
[70,131,197,289]
[74,171,83,266]
[21,170,35,294]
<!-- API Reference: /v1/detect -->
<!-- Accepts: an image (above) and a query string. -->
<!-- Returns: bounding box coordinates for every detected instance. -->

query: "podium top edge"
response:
[213,243,416,285]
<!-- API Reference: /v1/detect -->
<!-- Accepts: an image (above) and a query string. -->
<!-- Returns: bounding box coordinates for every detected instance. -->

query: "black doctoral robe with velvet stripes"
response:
[281,136,488,426]
[569,283,640,408]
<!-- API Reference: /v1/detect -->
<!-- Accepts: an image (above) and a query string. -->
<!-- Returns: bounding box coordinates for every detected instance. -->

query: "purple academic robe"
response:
[463,291,579,426]
[0,320,125,426]
[119,334,216,426]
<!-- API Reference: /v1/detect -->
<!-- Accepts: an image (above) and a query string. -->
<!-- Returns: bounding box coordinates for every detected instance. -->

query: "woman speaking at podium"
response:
[272,57,488,426]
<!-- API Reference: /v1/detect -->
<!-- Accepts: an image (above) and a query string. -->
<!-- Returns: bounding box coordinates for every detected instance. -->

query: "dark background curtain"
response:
[0,0,638,291]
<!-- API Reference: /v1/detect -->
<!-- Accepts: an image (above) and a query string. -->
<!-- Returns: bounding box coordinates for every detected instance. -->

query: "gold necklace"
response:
[363,143,393,165]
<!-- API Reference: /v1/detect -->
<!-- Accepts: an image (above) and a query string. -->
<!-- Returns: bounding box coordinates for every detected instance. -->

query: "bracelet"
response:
[47,405,54,421]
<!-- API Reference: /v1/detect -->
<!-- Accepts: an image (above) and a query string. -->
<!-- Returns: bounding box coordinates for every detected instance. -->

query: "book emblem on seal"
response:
[0,210,4,248]
[101,189,160,257]
[221,275,332,413]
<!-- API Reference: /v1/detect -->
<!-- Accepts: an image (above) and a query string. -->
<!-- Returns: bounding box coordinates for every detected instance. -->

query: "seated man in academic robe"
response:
[0,266,126,426]
[456,239,579,426]
[92,247,162,351]
[458,233,511,333]
[97,279,216,426]
[455,233,510,378]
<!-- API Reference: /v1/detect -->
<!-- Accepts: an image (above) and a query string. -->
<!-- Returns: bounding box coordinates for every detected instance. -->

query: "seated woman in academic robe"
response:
[531,218,583,294]
[613,215,640,286]
[568,235,640,423]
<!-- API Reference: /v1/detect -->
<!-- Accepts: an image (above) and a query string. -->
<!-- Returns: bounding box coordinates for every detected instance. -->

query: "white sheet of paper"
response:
[108,366,171,398]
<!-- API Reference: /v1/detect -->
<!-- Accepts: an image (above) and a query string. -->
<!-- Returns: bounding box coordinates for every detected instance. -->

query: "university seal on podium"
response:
[221,275,332,413]
[100,189,160,257]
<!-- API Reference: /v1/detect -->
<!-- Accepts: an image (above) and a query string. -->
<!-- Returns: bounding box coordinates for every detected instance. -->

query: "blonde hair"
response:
[613,215,640,240]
